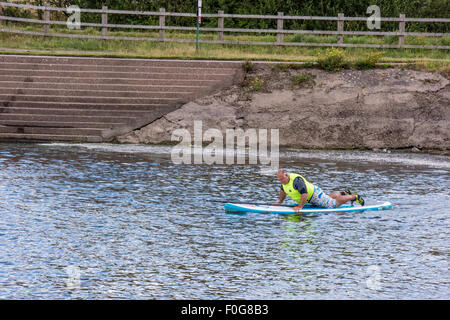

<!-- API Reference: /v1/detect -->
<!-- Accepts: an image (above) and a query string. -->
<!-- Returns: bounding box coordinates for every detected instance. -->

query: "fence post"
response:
[398,14,405,47]
[217,10,224,41]
[277,12,284,44]
[159,8,165,42]
[337,13,344,45]
[43,1,50,36]
[101,6,108,37]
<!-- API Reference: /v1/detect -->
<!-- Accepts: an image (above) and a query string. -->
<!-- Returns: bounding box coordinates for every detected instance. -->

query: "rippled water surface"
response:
[0,142,449,299]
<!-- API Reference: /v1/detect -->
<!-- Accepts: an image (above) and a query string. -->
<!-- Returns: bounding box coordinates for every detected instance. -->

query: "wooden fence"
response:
[0,1,449,50]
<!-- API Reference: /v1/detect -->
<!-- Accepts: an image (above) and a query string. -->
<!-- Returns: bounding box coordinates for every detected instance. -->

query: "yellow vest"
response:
[282,173,315,203]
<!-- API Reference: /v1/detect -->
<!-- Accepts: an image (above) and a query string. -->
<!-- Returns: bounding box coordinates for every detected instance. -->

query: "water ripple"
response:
[0,142,448,299]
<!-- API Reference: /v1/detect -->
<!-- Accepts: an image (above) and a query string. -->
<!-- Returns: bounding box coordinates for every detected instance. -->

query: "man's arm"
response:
[293,193,308,212]
[273,189,286,205]
[292,177,308,212]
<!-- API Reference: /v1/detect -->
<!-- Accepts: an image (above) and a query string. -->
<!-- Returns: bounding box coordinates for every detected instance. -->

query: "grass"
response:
[0,22,449,72]
[241,60,254,72]
[291,73,314,86]
[247,76,265,92]
[354,51,383,70]
[317,47,348,72]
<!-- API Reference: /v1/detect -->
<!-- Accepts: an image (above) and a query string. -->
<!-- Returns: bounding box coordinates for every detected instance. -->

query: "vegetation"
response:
[241,60,254,73]
[291,73,314,86]
[272,63,305,71]
[0,1,448,72]
[247,76,265,92]
[354,52,383,69]
[317,47,348,72]
[17,0,449,33]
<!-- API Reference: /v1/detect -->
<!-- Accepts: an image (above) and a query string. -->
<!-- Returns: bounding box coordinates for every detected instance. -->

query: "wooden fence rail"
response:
[0,1,449,50]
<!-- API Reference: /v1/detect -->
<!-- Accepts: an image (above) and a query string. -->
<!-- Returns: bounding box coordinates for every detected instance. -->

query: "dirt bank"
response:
[117,64,450,153]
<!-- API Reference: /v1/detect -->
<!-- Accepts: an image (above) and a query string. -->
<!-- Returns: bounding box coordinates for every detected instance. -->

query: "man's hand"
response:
[275,190,286,206]
[293,193,308,212]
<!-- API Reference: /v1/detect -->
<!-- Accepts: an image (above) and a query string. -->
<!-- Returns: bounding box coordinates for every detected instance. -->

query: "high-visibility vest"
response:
[282,173,315,203]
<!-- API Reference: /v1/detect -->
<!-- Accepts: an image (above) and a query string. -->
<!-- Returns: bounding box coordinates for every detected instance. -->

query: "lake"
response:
[0,142,448,299]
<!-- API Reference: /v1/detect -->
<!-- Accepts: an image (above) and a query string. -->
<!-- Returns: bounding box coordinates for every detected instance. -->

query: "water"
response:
[0,142,449,299]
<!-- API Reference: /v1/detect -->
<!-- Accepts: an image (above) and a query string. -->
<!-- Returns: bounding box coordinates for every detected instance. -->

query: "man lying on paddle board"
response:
[274,169,364,212]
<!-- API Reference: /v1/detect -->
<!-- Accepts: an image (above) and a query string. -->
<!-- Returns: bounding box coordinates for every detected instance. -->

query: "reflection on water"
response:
[0,142,449,299]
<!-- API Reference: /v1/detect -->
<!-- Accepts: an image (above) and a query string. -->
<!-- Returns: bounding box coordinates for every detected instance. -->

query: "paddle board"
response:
[224,201,392,214]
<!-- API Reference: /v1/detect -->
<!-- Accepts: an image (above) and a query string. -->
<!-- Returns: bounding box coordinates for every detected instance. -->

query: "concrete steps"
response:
[0,76,217,86]
[0,69,234,80]
[0,101,167,111]
[0,124,104,136]
[0,81,204,92]
[0,62,239,74]
[0,132,103,142]
[0,55,243,142]
[0,120,121,129]
[0,94,181,104]
[0,113,136,123]
[0,107,152,116]
[0,55,241,69]
[0,88,193,98]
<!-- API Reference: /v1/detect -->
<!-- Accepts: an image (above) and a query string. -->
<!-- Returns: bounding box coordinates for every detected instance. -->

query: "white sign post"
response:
[196,0,202,51]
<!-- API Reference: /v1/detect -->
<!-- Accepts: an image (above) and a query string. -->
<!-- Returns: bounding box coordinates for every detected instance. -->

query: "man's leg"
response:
[310,188,338,209]
[328,192,341,199]
[335,194,357,207]
[328,190,364,207]
[311,188,364,209]
[330,193,364,207]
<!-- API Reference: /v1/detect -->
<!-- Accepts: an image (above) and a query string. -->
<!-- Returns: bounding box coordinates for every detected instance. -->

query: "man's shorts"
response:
[309,187,337,209]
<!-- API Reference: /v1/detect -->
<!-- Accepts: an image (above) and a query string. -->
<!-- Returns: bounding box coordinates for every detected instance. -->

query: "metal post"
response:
[159,8,165,42]
[399,14,405,47]
[337,13,344,45]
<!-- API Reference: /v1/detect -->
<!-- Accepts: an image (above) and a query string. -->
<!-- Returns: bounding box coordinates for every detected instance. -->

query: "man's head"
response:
[277,169,290,185]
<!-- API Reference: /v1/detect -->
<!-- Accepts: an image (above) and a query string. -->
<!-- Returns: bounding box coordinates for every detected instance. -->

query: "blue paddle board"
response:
[224,201,392,214]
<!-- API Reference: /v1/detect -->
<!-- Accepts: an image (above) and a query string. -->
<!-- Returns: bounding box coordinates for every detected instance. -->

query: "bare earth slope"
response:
[117,65,450,152]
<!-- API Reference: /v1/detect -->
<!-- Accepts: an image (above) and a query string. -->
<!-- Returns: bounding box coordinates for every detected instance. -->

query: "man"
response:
[274,169,364,212]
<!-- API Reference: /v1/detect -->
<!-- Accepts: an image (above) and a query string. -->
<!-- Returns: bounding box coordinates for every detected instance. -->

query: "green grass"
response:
[0,22,449,72]
[291,73,314,86]
[317,47,349,72]
[241,60,254,72]
[247,76,265,92]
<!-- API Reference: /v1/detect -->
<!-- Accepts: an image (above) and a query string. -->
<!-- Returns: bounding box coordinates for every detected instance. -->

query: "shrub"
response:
[272,63,290,72]
[272,63,303,71]
[292,73,314,86]
[248,76,264,92]
[355,52,383,70]
[242,60,254,73]
[301,61,315,69]
[317,47,348,72]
